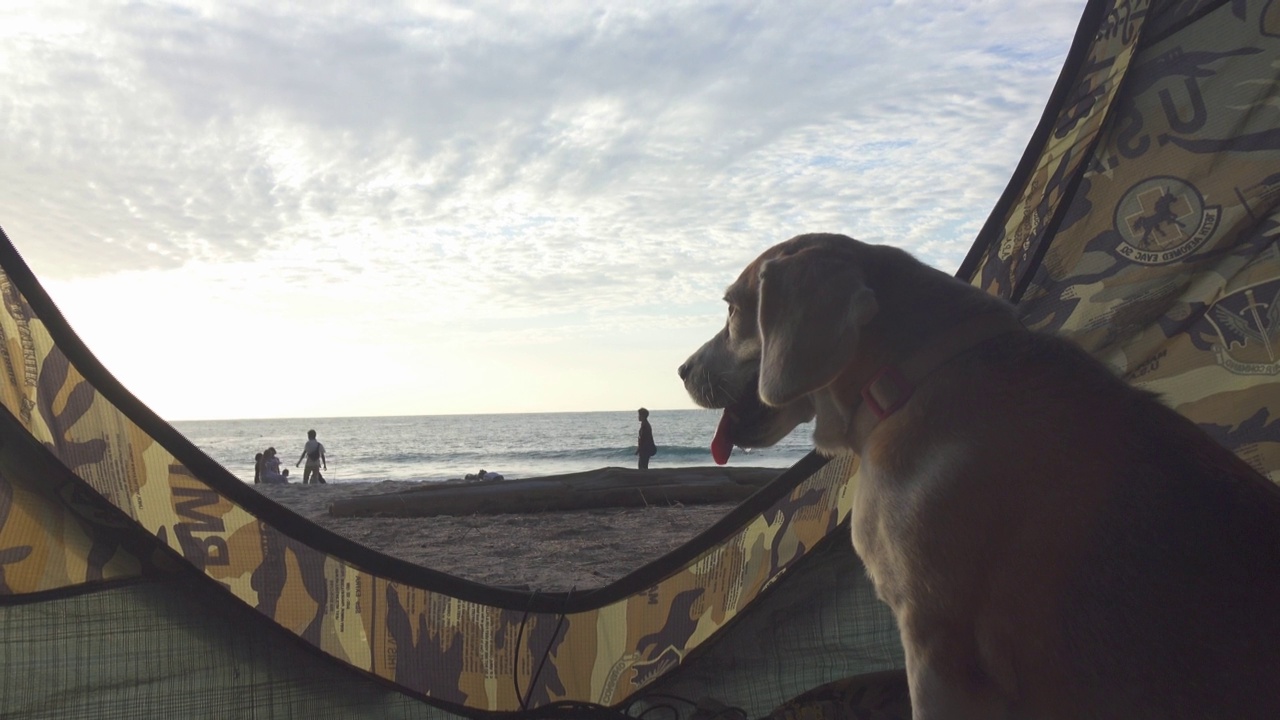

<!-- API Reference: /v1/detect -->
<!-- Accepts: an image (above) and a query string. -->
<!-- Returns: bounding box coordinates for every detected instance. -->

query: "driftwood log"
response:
[327,466,783,517]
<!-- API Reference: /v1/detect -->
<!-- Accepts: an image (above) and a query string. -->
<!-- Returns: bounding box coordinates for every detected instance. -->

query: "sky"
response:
[0,0,1088,421]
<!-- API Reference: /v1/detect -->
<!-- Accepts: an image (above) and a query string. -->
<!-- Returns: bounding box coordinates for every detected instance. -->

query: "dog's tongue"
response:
[711,412,734,465]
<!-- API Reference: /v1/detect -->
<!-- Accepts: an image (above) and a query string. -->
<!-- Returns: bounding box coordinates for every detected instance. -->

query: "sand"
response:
[254,479,739,591]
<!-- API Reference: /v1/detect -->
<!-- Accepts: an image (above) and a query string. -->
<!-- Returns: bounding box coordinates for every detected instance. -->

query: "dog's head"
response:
[679,234,880,463]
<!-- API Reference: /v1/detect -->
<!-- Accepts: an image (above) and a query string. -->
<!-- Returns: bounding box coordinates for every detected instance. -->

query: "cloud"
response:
[0,0,1087,418]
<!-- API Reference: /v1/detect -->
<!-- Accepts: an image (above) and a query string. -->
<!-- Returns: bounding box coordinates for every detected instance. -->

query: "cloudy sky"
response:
[1,0,1086,421]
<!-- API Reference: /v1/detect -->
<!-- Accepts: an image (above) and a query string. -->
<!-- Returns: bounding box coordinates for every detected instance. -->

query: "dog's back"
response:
[1053,353,1280,716]
[840,243,1280,717]
[888,315,1280,718]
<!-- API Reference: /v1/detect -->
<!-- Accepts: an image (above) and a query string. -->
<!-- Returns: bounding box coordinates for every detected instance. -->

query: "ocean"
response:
[172,409,817,485]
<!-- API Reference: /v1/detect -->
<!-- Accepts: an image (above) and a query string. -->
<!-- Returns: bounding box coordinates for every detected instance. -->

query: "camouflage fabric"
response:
[0,254,859,712]
[970,0,1280,483]
[0,274,180,596]
[0,432,176,596]
[973,0,1151,298]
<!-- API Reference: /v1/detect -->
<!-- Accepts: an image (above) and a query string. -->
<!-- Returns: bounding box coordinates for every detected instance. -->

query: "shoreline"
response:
[255,476,743,591]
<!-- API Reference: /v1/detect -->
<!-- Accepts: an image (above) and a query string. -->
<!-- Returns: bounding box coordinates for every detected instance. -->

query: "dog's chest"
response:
[850,442,969,607]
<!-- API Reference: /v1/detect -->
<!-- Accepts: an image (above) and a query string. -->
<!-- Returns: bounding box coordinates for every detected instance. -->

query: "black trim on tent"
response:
[1008,0,1234,303]
[0,576,155,607]
[1009,138,1098,303]
[0,224,832,614]
[958,0,1109,284]
[0,392,180,605]
[961,0,1235,294]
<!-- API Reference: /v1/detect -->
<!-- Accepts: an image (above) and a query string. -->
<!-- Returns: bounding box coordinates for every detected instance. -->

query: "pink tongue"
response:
[711,412,734,465]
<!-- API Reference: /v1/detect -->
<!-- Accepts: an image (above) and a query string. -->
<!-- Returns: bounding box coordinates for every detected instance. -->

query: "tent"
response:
[3,0,1278,716]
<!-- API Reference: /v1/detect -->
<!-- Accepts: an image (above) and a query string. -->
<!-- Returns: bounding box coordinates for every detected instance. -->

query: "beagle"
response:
[679,233,1280,719]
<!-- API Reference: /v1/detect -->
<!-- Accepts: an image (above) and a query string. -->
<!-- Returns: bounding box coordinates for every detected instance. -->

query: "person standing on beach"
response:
[636,408,657,470]
[296,429,327,484]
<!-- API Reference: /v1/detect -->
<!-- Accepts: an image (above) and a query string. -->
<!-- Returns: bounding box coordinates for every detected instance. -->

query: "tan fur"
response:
[680,233,1280,719]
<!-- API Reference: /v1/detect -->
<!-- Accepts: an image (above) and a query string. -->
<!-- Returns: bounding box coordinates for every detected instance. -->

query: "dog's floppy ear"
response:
[757,247,878,406]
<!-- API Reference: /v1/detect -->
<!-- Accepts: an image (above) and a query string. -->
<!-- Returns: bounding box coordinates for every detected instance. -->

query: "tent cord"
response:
[526,587,574,710]
[513,591,535,710]
[515,587,574,712]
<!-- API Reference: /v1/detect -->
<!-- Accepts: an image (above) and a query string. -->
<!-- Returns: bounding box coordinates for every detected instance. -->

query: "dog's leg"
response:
[902,617,1014,720]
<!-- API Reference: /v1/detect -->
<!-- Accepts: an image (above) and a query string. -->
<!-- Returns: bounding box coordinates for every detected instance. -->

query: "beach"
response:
[184,411,813,592]
[254,478,740,591]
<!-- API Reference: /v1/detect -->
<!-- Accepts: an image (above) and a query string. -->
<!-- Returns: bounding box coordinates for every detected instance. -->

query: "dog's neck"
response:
[830,264,1024,454]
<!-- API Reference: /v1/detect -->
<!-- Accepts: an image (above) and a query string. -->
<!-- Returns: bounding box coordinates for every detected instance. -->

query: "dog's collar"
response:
[850,311,1025,450]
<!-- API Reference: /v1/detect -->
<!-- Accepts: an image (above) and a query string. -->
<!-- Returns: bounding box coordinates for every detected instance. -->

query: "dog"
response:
[679,233,1280,719]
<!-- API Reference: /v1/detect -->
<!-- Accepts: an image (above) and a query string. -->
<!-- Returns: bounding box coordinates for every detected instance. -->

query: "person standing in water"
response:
[296,429,327,484]
[636,408,657,470]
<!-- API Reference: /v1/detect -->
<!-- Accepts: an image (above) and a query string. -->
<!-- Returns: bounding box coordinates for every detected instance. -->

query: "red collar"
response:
[850,311,1025,450]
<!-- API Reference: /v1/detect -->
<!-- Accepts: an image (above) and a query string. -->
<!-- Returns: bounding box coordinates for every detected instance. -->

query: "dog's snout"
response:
[678,362,690,381]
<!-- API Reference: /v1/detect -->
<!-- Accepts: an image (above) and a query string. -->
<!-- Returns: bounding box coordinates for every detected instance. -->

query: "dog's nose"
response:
[678,362,690,381]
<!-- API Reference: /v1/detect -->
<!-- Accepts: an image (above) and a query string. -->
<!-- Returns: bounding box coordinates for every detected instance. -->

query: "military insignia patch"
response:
[1113,176,1220,265]
[1206,279,1280,376]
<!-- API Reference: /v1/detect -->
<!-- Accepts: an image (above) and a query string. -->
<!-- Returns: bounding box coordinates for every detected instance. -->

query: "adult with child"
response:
[260,447,289,484]
[296,429,327,484]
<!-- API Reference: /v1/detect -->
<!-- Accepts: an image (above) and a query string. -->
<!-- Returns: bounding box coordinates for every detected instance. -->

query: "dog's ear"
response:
[757,247,878,406]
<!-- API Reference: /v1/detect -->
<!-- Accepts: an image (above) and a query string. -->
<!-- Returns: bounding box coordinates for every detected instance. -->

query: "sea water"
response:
[172,409,817,485]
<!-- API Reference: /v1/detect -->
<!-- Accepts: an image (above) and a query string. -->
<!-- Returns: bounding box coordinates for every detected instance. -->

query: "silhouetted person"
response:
[296,429,327,484]
[636,408,657,470]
